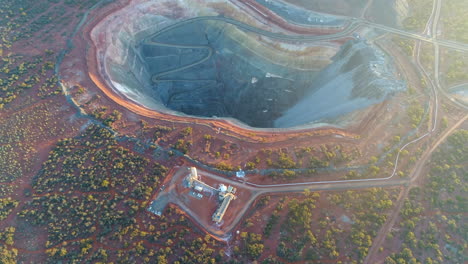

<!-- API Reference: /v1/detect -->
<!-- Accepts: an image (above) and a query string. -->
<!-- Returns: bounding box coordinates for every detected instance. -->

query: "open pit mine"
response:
[51,0,437,242]
[89,0,405,129]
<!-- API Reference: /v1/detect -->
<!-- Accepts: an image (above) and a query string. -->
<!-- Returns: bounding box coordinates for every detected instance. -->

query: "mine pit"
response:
[140,20,320,128]
[96,0,406,129]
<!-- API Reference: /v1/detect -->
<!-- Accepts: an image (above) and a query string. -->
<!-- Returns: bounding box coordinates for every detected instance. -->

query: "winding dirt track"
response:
[82,0,363,146]
[364,114,468,264]
[170,109,466,241]
[156,165,410,239]
[148,41,214,83]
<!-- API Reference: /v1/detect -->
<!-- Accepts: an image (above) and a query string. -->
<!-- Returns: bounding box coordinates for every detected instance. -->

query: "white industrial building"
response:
[185,167,237,224]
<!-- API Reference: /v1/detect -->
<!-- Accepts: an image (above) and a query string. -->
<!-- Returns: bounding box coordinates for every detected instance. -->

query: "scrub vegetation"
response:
[441,49,468,86]
[0,0,465,263]
[382,130,467,264]
[402,0,434,32]
[17,125,229,263]
[442,0,468,43]
[242,188,398,263]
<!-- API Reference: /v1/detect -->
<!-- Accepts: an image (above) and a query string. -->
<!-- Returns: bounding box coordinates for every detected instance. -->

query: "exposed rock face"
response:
[142,20,326,127]
[254,0,346,26]
[282,0,409,28]
[91,0,406,129]
[274,39,406,128]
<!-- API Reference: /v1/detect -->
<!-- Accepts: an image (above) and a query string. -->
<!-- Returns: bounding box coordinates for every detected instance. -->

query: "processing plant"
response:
[185,167,237,224]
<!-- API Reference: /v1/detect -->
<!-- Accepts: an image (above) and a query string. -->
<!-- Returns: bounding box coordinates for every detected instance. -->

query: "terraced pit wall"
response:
[91,0,407,129]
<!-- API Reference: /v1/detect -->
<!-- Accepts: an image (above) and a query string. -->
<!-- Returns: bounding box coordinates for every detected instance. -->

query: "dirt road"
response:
[364,114,468,264]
